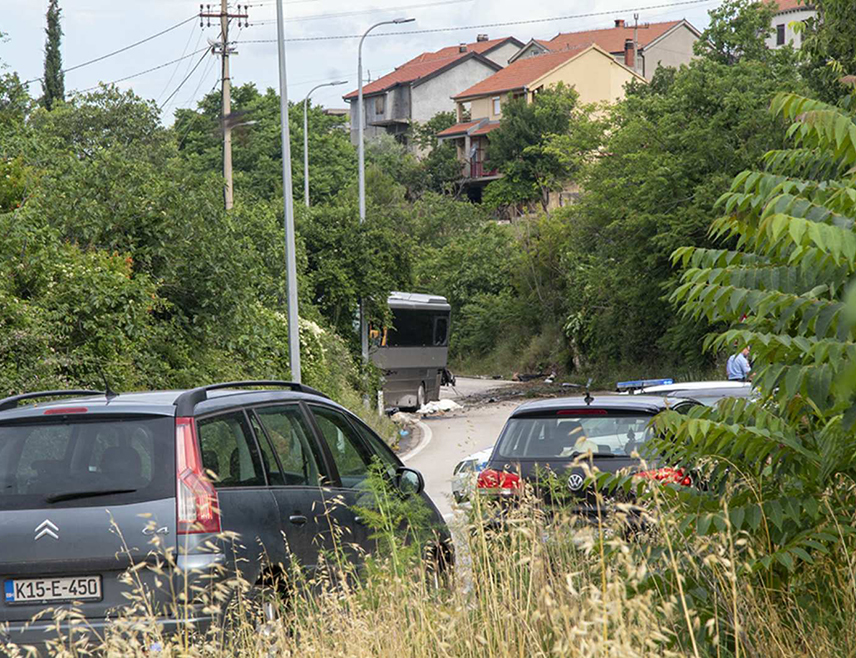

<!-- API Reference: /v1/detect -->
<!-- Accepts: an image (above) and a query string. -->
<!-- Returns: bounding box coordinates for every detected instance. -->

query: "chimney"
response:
[476,34,488,42]
[459,43,467,53]
[614,19,625,28]
[624,38,634,68]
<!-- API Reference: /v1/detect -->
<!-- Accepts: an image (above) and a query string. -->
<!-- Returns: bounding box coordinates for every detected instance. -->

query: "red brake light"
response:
[175,417,221,534]
[557,409,607,416]
[477,468,521,492]
[44,407,88,415]
[636,467,692,487]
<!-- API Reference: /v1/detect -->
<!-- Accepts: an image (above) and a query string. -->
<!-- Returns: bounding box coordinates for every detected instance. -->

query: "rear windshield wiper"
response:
[46,488,138,504]
[569,451,623,459]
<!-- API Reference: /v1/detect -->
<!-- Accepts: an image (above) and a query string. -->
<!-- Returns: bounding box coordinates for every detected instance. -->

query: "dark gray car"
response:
[477,395,697,518]
[0,382,449,653]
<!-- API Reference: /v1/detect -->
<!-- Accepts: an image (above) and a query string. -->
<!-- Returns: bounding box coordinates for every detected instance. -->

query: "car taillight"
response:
[477,468,521,493]
[636,467,692,487]
[175,416,221,534]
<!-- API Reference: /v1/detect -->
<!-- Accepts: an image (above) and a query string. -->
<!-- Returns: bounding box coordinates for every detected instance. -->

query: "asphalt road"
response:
[403,377,517,518]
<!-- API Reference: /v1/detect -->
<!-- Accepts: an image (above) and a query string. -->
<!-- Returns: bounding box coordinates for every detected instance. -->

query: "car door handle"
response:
[289,514,307,526]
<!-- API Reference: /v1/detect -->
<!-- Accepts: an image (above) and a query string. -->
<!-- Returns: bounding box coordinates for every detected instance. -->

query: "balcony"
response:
[470,149,499,179]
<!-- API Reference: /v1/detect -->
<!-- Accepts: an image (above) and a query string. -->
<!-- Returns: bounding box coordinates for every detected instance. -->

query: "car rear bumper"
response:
[1,608,214,656]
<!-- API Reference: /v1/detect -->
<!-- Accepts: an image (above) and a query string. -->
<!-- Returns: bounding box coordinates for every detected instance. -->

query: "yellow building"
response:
[438,44,645,198]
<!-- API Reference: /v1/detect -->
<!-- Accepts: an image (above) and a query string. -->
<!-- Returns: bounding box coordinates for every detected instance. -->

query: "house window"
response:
[776,23,785,46]
[492,96,501,115]
[374,95,385,115]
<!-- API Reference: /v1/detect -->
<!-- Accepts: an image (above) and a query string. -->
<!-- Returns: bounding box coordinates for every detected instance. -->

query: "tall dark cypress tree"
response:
[42,0,64,110]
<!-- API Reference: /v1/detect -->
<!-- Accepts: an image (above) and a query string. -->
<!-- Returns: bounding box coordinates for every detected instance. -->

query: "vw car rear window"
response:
[496,413,655,459]
[0,416,175,510]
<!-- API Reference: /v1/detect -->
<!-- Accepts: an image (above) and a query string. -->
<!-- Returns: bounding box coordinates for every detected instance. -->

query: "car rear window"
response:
[496,413,655,458]
[0,416,175,510]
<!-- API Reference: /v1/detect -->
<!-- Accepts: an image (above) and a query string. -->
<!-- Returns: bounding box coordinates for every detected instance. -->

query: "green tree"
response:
[693,0,778,65]
[41,0,64,110]
[647,85,856,633]
[485,84,601,211]
[174,83,356,206]
[410,113,466,196]
[563,54,803,369]
[799,0,856,103]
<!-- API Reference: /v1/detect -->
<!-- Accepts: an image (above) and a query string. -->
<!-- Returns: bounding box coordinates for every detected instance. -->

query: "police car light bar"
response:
[615,378,674,392]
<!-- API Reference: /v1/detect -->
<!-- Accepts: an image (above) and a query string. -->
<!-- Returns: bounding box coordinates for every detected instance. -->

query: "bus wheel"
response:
[417,383,426,410]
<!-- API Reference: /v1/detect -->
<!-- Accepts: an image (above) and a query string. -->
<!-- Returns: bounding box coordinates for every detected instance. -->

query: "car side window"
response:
[309,406,376,488]
[247,413,285,486]
[348,416,398,473]
[253,405,324,487]
[197,412,265,488]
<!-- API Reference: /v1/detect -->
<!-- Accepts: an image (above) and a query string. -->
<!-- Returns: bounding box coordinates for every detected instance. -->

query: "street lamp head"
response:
[332,80,348,86]
[393,17,415,24]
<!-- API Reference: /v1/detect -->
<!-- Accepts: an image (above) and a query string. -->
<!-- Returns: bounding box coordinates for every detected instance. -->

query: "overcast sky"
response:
[2,0,717,125]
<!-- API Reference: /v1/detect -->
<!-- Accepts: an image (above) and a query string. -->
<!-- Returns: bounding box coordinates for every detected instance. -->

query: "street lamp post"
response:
[357,17,414,362]
[275,0,302,382]
[303,80,347,208]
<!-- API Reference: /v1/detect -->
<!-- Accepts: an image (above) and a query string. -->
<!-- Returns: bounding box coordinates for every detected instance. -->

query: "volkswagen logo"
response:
[34,519,59,541]
[567,474,585,491]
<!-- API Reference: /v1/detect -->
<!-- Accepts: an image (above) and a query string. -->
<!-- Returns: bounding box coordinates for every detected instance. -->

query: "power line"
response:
[24,15,198,85]
[70,47,211,95]
[177,48,219,111]
[238,0,718,44]
[156,22,200,103]
[160,48,213,110]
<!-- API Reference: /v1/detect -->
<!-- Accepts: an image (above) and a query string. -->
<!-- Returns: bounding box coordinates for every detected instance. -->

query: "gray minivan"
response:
[0,381,450,653]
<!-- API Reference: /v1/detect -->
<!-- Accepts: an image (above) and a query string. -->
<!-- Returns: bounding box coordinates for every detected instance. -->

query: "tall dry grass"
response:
[4,483,856,658]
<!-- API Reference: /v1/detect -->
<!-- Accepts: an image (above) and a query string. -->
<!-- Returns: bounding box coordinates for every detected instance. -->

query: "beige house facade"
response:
[438,45,645,194]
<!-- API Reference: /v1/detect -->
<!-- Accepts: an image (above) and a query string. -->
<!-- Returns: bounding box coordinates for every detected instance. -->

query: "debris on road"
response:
[417,399,464,416]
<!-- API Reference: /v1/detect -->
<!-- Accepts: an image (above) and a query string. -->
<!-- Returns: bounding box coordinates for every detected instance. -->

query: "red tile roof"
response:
[546,20,683,54]
[772,0,812,11]
[471,122,502,136]
[343,37,514,100]
[454,48,586,99]
[436,120,483,137]
[403,37,515,65]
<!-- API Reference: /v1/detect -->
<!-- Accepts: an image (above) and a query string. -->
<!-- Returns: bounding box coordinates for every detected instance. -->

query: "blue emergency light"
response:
[615,378,674,392]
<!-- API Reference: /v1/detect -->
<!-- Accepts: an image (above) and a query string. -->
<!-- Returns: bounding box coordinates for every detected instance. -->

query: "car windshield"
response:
[496,413,655,458]
[0,416,175,510]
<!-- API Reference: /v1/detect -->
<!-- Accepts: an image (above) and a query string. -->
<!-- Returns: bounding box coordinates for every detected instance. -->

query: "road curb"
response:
[399,418,432,462]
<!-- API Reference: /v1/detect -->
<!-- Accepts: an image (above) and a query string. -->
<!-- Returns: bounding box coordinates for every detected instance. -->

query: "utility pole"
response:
[632,14,649,77]
[200,2,249,210]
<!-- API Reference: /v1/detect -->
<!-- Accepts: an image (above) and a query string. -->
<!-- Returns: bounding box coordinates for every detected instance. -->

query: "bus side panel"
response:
[371,347,447,409]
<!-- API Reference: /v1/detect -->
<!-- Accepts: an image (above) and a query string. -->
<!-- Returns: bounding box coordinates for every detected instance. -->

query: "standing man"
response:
[726,346,752,381]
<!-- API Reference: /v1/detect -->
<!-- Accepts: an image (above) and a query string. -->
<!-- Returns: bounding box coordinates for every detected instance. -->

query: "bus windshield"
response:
[386,309,449,348]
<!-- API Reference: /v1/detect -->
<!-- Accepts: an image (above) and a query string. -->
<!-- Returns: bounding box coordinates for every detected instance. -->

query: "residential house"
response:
[765,0,815,50]
[437,44,645,201]
[343,35,523,147]
[510,18,700,80]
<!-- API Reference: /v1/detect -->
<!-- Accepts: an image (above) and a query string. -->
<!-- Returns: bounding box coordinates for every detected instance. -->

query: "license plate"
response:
[5,576,102,604]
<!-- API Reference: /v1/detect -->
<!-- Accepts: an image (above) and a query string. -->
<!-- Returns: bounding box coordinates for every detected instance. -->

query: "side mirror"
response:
[396,467,424,496]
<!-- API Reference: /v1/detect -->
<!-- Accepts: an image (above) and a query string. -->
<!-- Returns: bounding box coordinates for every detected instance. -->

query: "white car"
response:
[638,380,754,406]
[451,446,494,503]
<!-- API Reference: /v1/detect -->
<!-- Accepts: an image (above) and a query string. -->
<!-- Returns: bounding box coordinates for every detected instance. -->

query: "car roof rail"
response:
[0,390,104,413]
[173,380,329,416]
